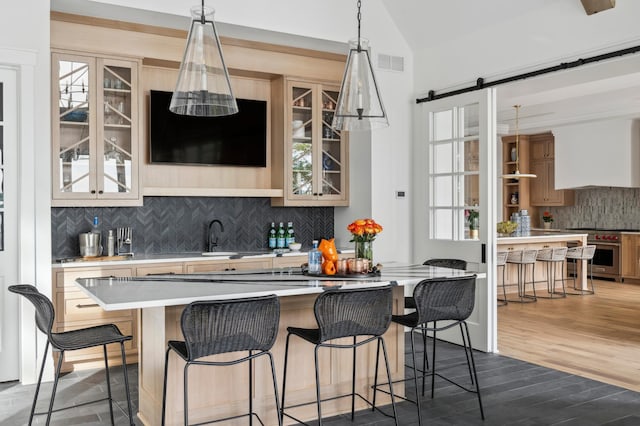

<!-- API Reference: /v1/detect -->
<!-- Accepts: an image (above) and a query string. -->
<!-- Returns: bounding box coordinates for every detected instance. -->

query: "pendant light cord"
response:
[356,0,362,52]
[514,105,521,171]
[200,0,205,24]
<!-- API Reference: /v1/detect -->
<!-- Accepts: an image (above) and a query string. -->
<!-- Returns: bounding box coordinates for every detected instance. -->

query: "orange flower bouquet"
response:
[347,218,382,266]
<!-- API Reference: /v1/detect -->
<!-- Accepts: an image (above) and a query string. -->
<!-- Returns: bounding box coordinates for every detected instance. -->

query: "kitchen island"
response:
[497,231,588,292]
[76,265,475,426]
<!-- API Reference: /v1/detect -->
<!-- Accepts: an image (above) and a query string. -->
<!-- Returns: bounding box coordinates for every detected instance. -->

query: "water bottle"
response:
[286,222,295,247]
[107,229,116,257]
[277,222,286,249]
[308,240,322,275]
[268,222,277,249]
[91,216,100,235]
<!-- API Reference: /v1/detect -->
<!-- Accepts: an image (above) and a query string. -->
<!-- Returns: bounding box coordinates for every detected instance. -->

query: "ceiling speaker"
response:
[580,0,616,15]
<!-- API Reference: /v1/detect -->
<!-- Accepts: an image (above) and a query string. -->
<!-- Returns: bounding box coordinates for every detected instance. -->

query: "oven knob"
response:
[595,235,600,240]
[613,235,619,241]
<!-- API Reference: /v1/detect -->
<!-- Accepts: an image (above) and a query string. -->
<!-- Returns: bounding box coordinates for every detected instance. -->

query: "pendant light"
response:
[332,0,388,131]
[169,0,238,117]
[501,105,536,179]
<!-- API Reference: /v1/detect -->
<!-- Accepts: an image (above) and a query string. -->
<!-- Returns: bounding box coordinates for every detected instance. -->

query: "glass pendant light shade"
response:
[169,4,238,117]
[332,38,388,131]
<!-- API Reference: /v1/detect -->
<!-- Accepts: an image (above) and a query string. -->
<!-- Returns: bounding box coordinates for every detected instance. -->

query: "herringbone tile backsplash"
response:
[51,197,334,259]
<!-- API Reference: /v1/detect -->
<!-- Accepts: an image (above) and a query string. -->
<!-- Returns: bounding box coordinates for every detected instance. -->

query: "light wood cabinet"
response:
[621,234,640,279]
[52,266,136,371]
[502,135,534,221]
[51,50,142,206]
[529,133,574,209]
[271,77,349,206]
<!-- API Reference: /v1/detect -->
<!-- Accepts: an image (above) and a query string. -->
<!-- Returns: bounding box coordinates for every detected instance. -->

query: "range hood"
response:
[554,118,640,189]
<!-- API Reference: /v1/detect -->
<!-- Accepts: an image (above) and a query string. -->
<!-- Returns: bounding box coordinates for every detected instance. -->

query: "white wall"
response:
[0,0,52,383]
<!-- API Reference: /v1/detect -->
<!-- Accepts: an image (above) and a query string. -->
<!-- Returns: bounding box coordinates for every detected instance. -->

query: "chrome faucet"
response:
[207,219,224,252]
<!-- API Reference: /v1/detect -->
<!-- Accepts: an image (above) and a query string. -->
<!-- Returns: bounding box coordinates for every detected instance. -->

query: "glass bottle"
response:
[286,222,295,247]
[308,240,322,275]
[268,222,277,249]
[277,222,286,249]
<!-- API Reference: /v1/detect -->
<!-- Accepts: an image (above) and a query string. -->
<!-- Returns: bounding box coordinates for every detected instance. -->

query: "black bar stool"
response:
[404,259,469,371]
[506,249,538,302]
[8,284,135,426]
[566,245,596,295]
[536,247,568,298]
[280,285,398,426]
[383,276,484,426]
[496,251,509,306]
[161,295,282,426]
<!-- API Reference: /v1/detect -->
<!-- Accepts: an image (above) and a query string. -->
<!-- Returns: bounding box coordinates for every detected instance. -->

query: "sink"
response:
[201,252,238,257]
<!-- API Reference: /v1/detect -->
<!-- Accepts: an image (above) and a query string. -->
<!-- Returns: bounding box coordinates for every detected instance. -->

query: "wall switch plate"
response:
[396,191,406,198]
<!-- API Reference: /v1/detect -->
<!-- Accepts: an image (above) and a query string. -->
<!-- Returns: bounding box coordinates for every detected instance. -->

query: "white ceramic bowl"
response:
[288,243,302,251]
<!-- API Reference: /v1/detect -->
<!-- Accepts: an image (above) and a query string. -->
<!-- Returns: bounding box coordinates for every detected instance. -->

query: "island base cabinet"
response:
[138,288,405,426]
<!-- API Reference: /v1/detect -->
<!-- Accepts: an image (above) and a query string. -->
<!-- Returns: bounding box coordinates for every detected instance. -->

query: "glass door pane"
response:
[291,85,313,195]
[101,63,133,194]
[321,89,341,196]
[57,58,91,193]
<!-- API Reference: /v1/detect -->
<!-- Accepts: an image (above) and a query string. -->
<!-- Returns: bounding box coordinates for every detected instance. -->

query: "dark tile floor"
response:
[2,335,640,425]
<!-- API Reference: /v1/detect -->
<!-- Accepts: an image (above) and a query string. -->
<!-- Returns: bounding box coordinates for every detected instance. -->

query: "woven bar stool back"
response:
[505,249,539,302]
[9,284,135,426]
[161,294,282,426]
[566,245,597,295]
[497,251,509,305]
[536,247,568,298]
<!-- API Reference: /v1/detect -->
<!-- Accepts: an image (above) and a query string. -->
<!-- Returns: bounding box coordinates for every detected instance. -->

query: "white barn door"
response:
[413,89,498,352]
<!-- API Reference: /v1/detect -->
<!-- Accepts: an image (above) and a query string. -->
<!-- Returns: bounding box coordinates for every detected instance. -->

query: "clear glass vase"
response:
[355,240,373,264]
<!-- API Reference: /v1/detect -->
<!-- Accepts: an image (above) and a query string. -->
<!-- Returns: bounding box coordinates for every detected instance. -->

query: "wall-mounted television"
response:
[149,90,267,167]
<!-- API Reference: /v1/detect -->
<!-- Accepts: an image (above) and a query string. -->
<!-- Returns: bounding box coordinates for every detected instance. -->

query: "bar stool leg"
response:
[372,338,381,411]
[249,351,254,426]
[161,348,171,426]
[463,322,485,420]
[29,342,49,426]
[351,337,356,421]
[266,352,283,426]
[46,349,65,425]
[431,325,437,399]
[459,323,475,386]
[409,329,423,426]
[280,334,292,425]
[379,337,399,426]
[314,345,323,425]
[184,363,190,426]
[103,345,115,425]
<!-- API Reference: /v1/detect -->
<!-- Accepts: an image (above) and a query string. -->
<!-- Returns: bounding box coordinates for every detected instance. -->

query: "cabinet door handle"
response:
[90,190,96,194]
[98,190,104,194]
[318,193,323,196]
[76,303,99,309]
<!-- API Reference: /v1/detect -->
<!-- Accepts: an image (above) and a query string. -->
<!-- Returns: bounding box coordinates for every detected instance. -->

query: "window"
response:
[428,103,479,240]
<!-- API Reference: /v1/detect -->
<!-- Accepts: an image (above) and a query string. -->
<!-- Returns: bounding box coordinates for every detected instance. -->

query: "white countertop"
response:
[497,232,587,244]
[53,249,354,269]
[75,264,477,311]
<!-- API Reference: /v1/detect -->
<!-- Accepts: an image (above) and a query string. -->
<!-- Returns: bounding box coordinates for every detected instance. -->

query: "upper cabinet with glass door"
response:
[51,51,141,206]
[272,78,348,206]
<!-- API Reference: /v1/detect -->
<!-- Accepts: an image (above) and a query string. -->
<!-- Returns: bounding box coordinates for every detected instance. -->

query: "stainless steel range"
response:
[566,228,629,281]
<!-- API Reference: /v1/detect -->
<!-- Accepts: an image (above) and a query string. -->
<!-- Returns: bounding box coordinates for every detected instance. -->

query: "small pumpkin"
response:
[322,260,337,275]
[318,238,339,262]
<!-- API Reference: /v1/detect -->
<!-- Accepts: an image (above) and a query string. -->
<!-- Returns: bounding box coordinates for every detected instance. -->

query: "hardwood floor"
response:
[498,278,640,392]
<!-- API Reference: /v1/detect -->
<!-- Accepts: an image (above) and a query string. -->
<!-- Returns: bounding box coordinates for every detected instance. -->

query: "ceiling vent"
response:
[580,0,615,15]
[378,54,404,72]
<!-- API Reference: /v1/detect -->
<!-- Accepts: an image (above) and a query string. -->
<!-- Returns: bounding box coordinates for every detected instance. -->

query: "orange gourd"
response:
[318,238,339,262]
[322,260,337,275]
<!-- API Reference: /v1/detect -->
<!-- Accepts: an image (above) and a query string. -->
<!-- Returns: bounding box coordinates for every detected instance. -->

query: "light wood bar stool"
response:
[505,249,538,303]
[536,247,568,298]
[565,245,596,295]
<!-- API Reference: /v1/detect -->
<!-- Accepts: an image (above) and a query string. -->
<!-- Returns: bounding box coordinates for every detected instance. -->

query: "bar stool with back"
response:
[161,294,282,426]
[386,275,484,425]
[8,284,135,426]
[565,245,596,295]
[280,285,398,426]
[535,247,568,298]
[505,249,539,302]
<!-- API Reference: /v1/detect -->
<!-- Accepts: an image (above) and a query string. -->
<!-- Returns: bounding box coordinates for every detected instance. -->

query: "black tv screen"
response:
[149,90,267,167]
